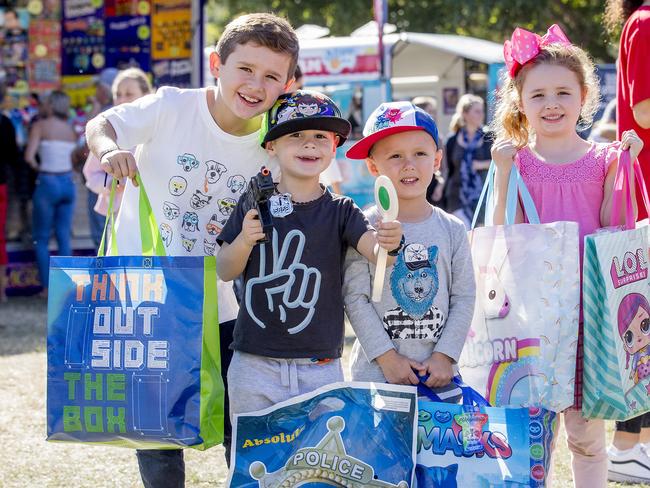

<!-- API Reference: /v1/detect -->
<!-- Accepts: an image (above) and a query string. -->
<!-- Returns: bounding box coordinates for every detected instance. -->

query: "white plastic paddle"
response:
[372,175,399,302]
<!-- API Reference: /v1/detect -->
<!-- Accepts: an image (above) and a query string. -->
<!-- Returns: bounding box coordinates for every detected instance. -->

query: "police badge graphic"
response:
[248,416,409,487]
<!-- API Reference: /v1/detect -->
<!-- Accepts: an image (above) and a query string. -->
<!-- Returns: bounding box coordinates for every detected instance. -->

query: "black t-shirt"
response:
[218,189,372,359]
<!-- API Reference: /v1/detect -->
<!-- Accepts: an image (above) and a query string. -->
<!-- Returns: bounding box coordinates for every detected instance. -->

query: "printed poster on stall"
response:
[104,14,150,70]
[62,0,105,75]
[28,19,61,90]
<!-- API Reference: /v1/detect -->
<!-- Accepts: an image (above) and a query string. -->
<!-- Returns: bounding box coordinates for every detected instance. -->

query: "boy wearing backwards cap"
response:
[344,101,475,399]
[216,91,403,414]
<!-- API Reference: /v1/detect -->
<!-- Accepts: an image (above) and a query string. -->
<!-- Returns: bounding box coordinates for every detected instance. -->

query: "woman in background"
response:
[443,94,492,227]
[24,90,77,297]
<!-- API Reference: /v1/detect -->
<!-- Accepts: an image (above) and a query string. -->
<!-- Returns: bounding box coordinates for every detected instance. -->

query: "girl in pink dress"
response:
[490,24,643,487]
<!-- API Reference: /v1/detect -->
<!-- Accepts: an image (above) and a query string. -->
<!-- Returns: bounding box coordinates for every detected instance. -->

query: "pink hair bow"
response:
[503,24,571,78]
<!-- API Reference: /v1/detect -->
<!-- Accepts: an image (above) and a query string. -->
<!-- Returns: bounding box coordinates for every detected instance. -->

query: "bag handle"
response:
[98,174,166,257]
[611,149,650,230]
[471,160,541,229]
[417,375,491,407]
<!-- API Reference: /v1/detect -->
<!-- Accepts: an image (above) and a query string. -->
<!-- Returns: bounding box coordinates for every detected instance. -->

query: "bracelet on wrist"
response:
[99,147,119,161]
[388,235,405,257]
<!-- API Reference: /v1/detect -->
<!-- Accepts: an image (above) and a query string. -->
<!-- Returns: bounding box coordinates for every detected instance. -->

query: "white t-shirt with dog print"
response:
[105,86,276,322]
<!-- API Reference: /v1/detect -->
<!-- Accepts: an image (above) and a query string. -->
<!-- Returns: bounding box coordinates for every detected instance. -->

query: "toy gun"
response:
[243,166,275,243]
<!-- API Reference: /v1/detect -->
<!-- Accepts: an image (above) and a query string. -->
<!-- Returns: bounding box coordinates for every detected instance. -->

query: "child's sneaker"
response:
[607,444,650,483]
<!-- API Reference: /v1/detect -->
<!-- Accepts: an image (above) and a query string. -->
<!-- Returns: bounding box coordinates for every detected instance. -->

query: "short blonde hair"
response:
[490,43,600,148]
[112,68,152,98]
[449,94,484,133]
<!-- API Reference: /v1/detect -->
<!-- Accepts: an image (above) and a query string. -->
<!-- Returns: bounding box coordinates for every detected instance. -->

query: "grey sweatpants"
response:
[227,350,344,419]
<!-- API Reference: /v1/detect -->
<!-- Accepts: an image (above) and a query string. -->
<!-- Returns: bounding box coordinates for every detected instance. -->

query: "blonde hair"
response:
[112,68,152,98]
[449,94,484,133]
[490,43,600,148]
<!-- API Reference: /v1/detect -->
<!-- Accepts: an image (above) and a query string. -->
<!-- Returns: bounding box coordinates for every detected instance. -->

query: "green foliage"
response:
[205,0,616,62]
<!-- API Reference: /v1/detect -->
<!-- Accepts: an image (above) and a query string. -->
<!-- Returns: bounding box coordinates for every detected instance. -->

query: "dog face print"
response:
[205,160,227,184]
[168,176,188,196]
[162,201,180,220]
[190,190,212,210]
[204,239,217,255]
[182,211,199,232]
[227,175,246,194]
[159,223,173,247]
[206,214,222,236]
[177,153,200,172]
[218,198,237,217]
[181,234,196,252]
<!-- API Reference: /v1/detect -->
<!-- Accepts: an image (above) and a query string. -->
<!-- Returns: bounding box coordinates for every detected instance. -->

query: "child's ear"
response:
[283,77,296,93]
[265,140,276,156]
[365,157,380,177]
[209,52,221,79]
[434,149,443,172]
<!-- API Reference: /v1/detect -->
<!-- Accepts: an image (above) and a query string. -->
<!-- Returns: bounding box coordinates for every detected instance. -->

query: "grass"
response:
[0,296,645,487]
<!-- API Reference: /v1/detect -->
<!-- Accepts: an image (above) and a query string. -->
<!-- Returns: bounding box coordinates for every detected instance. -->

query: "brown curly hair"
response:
[490,43,600,148]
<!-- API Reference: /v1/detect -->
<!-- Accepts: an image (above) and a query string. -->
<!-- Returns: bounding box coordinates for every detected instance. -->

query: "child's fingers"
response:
[244,209,259,221]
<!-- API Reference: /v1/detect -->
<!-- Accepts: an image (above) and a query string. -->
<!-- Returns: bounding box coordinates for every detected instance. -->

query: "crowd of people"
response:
[2,1,650,486]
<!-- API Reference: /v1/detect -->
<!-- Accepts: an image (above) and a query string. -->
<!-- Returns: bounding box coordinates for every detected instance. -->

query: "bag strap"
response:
[417,375,491,407]
[471,161,496,229]
[97,174,166,257]
[471,159,541,228]
[611,149,650,230]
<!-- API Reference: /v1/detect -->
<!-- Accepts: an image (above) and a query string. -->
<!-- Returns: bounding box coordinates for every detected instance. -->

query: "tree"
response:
[206,0,616,62]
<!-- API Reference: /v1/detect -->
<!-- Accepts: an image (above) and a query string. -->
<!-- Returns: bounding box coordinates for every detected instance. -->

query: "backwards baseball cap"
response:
[260,90,351,147]
[346,101,440,159]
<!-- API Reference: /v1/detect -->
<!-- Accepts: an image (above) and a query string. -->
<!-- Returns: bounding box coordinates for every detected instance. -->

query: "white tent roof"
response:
[299,32,504,65]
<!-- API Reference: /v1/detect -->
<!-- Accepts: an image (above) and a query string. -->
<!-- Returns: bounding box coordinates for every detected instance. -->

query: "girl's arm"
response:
[600,131,643,227]
[24,121,42,170]
[491,139,523,225]
[216,209,264,281]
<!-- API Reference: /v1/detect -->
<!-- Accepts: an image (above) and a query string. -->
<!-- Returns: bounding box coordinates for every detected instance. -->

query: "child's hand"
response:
[101,149,139,186]
[421,352,454,388]
[241,209,265,247]
[376,220,402,252]
[621,129,644,162]
[375,349,423,385]
[491,139,517,171]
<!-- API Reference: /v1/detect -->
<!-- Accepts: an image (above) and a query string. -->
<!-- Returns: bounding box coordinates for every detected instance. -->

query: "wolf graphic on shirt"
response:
[384,243,445,340]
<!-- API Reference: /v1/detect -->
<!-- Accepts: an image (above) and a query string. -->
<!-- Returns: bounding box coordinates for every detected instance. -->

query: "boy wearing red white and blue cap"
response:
[344,101,475,401]
[216,91,404,417]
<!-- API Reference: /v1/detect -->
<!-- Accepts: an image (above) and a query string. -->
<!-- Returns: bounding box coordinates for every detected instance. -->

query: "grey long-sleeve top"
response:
[343,205,476,381]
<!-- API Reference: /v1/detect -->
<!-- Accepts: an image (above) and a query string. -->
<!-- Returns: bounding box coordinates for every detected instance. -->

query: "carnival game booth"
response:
[296,30,504,208]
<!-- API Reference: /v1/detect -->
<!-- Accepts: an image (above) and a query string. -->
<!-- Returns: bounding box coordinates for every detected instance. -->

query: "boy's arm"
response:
[216,209,264,281]
[342,248,421,385]
[86,89,166,183]
[86,116,138,184]
[433,222,476,362]
[355,220,402,265]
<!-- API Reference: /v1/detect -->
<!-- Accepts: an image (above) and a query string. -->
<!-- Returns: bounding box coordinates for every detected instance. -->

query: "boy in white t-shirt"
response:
[85,13,299,487]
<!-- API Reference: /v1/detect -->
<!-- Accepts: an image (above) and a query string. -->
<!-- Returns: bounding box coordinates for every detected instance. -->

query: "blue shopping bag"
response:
[416,377,555,487]
[46,178,224,449]
[228,382,417,487]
